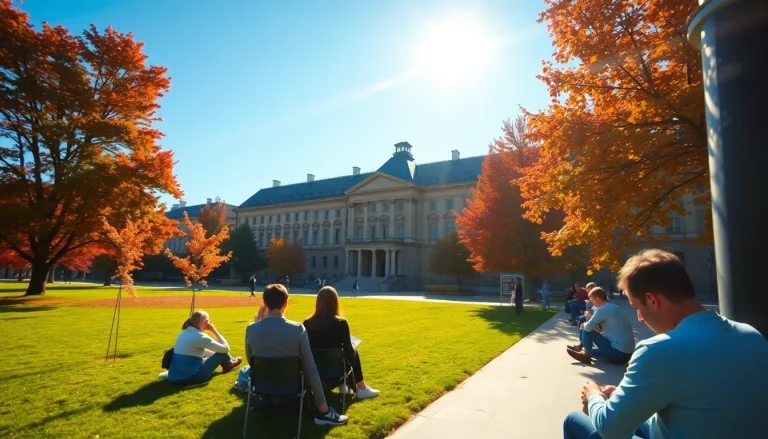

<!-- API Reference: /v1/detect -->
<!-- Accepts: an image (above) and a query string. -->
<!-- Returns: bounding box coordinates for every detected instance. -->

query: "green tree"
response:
[430,233,477,286]
[225,224,266,279]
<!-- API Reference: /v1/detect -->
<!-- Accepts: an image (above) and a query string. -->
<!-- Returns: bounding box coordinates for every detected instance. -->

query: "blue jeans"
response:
[570,301,587,320]
[542,294,551,310]
[563,411,651,439]
[176,352,233,385]
[580,330,632,364]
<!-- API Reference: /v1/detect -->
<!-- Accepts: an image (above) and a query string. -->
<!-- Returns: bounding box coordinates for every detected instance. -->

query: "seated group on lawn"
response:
[564,249,768,439]
[168,284,379,427]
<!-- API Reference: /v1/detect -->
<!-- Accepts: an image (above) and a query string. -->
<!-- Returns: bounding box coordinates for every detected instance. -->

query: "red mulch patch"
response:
[1,295,265,309]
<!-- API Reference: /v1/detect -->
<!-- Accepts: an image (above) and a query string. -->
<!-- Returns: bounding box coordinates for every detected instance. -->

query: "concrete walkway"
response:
[388,301,653,439]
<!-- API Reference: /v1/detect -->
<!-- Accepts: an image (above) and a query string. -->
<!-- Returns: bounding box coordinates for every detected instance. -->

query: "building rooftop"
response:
[165,202,237,220]
[239,143,485,209]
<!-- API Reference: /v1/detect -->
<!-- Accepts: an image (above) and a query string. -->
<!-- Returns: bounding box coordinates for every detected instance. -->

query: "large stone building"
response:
[236,141,716,297]
[236,142,481,291]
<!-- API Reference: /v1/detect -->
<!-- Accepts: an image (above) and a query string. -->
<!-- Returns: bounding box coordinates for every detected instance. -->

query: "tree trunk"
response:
[103,267,115,286]
[17,270,23,282]
[25,262,50,296]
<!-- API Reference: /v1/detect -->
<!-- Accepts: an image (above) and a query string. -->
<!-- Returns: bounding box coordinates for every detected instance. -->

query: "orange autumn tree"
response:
[197,201,230,237]
[165,212,231,312]
[0,245,28,281]
[0,1,181,296]
[266,238,306,279]
[103,215,177,296]
[520,0,707,270]
[457,116,582,296]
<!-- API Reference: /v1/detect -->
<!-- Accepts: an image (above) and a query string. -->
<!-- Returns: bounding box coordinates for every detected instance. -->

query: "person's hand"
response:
[581,381,604,409]
[599,385,617,397]
[205,321,216,332]
[579,323,585,330]
[584,310,592,320]
[255,305,267,322]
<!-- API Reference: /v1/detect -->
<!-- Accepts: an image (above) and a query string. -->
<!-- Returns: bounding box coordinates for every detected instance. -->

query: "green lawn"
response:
[0,282,552,439]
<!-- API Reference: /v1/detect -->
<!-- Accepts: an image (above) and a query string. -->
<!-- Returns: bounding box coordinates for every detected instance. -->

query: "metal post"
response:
[688,0,768,336]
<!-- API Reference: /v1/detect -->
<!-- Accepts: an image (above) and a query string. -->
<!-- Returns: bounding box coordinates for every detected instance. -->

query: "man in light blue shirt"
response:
[567,287,635,365]
[564,249,768,439]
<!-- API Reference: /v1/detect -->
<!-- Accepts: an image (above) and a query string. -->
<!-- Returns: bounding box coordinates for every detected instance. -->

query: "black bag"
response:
[162,347,174,369]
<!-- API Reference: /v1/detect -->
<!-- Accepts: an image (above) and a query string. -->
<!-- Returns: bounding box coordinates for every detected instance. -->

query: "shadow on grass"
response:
[0,298,58,314]
[11,406,96,434]
[204,388,359,439]
[103,380,207,412]
[470,306,551,337]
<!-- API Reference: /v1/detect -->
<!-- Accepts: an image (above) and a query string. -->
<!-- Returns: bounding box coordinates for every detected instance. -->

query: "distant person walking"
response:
[540,279,552,311]
[248,275,256,297]
[352,280,359,298]
[316,277,322,293]
[514,276,523,316]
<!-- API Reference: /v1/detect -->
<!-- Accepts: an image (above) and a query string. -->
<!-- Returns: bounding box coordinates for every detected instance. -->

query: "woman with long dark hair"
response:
[168,310,242,384]
[303,287,379,399]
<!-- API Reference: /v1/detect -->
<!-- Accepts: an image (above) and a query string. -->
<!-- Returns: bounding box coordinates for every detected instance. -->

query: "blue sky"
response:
[20,0,554,208]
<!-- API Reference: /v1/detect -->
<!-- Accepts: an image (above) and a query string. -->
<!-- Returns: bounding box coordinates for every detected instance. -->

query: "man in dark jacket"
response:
[514,277,524,316]
[248,275,256,297]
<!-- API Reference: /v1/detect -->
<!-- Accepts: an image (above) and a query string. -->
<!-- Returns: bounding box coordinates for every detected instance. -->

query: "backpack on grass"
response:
[161,348,174,369]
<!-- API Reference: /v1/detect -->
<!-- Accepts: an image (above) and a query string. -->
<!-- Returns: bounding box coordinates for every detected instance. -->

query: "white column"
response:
[363,203,369,240]
[385,249,391,277]
[388,201,395,238]
[371,249,377,278]
[356,250,362,277]
[347,203,354,240]
[405,199,413,241]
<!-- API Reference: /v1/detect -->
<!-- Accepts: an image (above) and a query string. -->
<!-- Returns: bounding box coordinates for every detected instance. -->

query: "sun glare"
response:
[413,14,496,86]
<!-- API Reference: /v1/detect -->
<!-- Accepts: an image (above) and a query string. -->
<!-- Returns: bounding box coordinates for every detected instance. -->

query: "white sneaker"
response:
[356,385,380,400]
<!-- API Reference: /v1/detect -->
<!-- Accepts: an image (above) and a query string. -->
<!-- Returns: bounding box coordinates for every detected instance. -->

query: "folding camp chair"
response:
[312,348,356,413]
[242,356,309,439]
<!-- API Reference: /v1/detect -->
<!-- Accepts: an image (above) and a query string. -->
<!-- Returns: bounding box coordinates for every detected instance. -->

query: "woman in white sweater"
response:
[168,310,242,384]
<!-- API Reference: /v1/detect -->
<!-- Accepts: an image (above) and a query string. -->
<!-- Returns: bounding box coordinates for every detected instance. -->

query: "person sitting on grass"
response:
[566,287,635,365]
[563,249,768,439]
[304,286,380,400]
[168,310,242,384]
[246,283,349,426]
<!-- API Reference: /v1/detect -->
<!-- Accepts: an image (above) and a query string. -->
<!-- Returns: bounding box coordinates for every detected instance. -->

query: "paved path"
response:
[388,300,653,439]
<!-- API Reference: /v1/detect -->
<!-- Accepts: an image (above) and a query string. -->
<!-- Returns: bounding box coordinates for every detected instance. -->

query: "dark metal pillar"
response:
[688,0,768,337]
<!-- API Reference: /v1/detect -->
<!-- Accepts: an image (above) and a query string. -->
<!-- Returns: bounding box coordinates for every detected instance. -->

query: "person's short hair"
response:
[617,249,696,304]
[263,283,289,310]
[588,287,607,302]
[585,282,597,291]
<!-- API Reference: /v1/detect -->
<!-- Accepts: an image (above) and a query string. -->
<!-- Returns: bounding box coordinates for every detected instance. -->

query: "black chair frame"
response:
[312,347,356,413]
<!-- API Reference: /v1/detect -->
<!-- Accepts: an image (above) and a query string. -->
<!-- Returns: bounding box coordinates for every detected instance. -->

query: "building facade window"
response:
[667,214,683,234]
[294,212,299,221]
[382,202,388,211]
[322,256,328,269]
[312,256,316,269]
[445,198,454,210]
[303,230,309,244]
[324,210,329,220]
[323,229,330,245]
[429,222,438,242]
[429,200,437,212]
[304,211,308,221]
[445,221,456,235]
[284,231,289,240]
[336,209,341,218]
[260,216,264,224]
[285,213,289,222]
[259,232,265,246]
[268,215,273,224]
[334,256,339,269]
[356,225,363,240]
[397,201,404,211]
[695,207,707,234]
[396,224,404,239]
[370,225,376,239]
[356,206,363,214]
[382,224,388,239]
[334,229,340,245]
[266,232,272,242]
[293,231,299,243]
[370,203,377,213]
[312,229,319,245]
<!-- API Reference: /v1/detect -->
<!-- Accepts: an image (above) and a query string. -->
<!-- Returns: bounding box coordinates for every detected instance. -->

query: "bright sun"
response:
[413,14,495,86]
